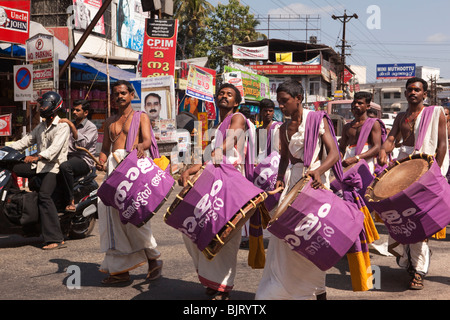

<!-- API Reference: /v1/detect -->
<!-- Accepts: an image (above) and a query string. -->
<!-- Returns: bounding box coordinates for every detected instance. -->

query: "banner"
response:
[224,66,270,102]
[232,45,268,60]
[276,52,293,63]
[0,1,30,45]
[186,65,215,102]
[142,19,178,77]
[376,63,416,79]
[73,0,105,34]
[0,114,12,136]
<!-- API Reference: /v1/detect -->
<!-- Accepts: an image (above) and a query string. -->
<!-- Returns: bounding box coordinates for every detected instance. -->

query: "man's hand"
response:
[306,170,324,189]
[59,118,71,125]
[24,155,39,163]
[342,156,358,167]
[132,143,146,158]
[378,149,388,166]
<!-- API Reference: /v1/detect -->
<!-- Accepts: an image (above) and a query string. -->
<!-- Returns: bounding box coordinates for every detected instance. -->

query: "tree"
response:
[174,0,215,60]
[196,0,266,71]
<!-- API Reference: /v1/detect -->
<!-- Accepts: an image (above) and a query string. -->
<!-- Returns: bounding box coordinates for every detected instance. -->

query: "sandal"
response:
[101,272,130,285]
[409,272,424,290]
[42,241,67,250]
[146,260,163,281]
[65,204,77,212]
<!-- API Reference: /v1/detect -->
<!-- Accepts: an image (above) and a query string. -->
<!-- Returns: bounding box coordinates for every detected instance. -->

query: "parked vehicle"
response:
[0,146,98,239]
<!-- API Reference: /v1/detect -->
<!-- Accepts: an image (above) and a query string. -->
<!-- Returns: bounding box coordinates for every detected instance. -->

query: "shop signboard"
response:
[376,63,416,79]
[0,1,30,45]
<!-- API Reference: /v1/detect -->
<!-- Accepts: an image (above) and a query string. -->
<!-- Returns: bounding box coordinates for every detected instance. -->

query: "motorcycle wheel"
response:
[68,214,96,239]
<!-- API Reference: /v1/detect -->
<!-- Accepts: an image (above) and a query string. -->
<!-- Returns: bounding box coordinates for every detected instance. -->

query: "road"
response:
[0,173,449,304]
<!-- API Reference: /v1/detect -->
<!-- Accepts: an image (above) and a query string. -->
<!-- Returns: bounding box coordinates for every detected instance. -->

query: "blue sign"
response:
[15,67,32,90]
[376,63,416,79]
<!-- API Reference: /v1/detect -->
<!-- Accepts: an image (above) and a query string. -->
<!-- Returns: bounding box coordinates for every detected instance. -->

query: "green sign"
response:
[224,66,270,101]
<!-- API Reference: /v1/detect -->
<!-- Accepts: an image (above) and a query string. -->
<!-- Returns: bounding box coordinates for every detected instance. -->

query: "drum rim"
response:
[202,191,268,260]
[268,176,312,226]
[364,153,434,203]
[164,166,205,221]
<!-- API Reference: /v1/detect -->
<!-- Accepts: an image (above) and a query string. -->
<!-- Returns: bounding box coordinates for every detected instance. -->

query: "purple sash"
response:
[414,106,436,151]
[126,111,160,159]
[215,112,255,182]
[304,111,343,183]
[164,163,264,251]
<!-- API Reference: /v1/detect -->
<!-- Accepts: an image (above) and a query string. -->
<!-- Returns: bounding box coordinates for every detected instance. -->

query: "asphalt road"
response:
[1,173,449,304]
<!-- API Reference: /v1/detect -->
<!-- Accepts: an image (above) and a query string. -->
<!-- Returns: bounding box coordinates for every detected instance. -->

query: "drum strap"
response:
[125,111,160,159]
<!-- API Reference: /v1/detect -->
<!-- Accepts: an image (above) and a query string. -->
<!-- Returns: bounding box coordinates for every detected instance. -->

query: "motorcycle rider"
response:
[59,100,98,212]
[10,91,70,250]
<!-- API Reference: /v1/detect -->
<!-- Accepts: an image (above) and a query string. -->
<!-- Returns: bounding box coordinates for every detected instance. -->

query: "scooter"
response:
[0,146,98,240]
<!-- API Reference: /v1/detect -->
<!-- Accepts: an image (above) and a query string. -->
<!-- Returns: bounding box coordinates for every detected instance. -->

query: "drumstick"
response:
[75,146,102,166]
[267,186,284,195]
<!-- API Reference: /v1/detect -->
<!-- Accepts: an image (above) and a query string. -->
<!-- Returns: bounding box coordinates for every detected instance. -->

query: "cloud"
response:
[426,33,450,43]
[267,3,340,16]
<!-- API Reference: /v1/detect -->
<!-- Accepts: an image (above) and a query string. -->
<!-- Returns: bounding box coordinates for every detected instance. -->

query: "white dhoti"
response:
[98,149,161,275]
[389,106,449,275]
[256,108,330,300]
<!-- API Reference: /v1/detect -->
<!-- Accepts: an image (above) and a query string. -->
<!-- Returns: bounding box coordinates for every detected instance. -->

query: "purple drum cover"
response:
[165,163,264,251]
[97,149,175,227]
[267,179,364,271]
[368,160,450,244]
[253,151,281,211]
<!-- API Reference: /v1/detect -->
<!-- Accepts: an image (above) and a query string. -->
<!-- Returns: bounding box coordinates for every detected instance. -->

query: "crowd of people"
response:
[8,76,449,299]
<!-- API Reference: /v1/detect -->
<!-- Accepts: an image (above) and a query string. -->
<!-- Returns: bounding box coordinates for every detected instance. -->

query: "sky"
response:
[209,0,450,83]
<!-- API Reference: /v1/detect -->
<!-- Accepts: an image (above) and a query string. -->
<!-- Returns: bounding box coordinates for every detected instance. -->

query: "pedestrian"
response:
[255,80,340,300]
[10,91,70,250]
[96,80,163,285]
[378,77,449,290]
[58,100,98,212]
[178,83,254,300]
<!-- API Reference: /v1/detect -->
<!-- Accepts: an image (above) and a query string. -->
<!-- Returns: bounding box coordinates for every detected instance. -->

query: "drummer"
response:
[338,91,383,173]
[378,76,449,290]
[178,83,254,300]
[255,80,340,300]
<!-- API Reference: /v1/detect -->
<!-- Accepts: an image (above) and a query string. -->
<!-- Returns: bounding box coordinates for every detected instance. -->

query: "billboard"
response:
[376,63,416,79]
[0,0,30,45]
[116,0,146,51]
[72,0,105,35]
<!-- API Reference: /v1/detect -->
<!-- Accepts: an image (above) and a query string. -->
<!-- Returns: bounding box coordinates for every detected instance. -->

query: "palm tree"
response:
[174,0,215,59]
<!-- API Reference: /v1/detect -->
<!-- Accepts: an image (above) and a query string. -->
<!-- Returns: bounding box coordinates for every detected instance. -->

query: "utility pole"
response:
[332,10,358,92]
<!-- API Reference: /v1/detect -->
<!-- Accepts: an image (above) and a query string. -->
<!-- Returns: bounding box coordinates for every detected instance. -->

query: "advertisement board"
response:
[72,0,105,34]
[376,63,416,79]
[0,1,30,45]
[116,0,146,51]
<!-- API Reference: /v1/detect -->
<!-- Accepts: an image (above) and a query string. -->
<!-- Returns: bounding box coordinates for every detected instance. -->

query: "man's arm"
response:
[436,109,448,168]
[275,122,289,190]
[379,112,404,165]
[97,117,113,171]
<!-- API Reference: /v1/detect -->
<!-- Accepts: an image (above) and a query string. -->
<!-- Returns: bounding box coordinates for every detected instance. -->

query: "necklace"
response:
[404,108,422,132]
[109,109,134,143]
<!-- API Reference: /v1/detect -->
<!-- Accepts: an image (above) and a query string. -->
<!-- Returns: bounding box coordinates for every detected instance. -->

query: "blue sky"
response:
[209,0,450,82]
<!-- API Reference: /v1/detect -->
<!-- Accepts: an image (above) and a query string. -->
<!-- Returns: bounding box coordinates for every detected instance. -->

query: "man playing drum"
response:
[378,77,449,290]
[255,80,340,300]
[178,83,253,300]
[96,80,163,285]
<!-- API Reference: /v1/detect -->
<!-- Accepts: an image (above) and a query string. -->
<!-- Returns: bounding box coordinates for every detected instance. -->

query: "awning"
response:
[0,21,135,81]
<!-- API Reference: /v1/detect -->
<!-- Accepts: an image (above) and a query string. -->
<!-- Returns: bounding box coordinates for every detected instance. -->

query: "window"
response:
[309,77,321,96]
[393,92,401,99]
[383,92,391,99]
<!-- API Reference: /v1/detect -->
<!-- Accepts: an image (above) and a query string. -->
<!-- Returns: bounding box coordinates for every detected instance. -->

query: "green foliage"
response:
[174,0,266,71]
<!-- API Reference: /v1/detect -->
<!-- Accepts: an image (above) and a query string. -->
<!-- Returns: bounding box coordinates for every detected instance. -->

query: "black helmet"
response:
[37,91,63,119]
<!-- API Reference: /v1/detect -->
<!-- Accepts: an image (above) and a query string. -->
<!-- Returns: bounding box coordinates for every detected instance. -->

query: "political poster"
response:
[186,65,215,103]
[142,19,178,77]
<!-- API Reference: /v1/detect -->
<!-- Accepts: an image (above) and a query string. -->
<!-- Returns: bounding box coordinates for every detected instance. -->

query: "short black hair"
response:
[406,77,428,92]
[112,79,134,93]
[276,80,304,99]
[239,105,251,118]
[218,83,242,105]
[354,91,372,104]
[260,98,275,110]
[73,99,90,112]
[145,92,161,103]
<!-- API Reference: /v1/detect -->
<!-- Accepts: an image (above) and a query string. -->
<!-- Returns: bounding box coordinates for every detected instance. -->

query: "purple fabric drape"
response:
[125,111,160,159]
[414,106,436,151]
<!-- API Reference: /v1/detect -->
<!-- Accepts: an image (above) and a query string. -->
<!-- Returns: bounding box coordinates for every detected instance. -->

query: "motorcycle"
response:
[0,146,98,240]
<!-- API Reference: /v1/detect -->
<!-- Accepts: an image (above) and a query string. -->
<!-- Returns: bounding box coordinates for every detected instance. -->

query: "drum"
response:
[267,176,364,271]
[97,149,175,227]
[164,163,267,260]
[365,153,450,244]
